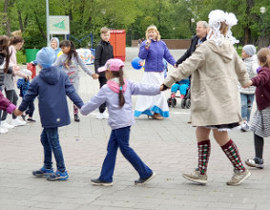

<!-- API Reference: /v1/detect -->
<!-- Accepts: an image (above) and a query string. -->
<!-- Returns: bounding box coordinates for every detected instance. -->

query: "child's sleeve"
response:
[77,56,94,76]
[64,74,84,108]
[0,91,16,113]
[251,71,270,87]
[18,80,38,112]
[80,88,107,115]
[129,81,160,96]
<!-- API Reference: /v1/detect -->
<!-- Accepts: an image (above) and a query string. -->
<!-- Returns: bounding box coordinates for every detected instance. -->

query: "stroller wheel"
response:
[172,98,177,107]
[181,99,186,109]
[167,98,172,107]
[185,99,191,109]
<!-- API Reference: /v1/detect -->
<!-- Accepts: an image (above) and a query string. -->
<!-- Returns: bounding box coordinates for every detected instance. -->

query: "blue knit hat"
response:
[36,47,56,68]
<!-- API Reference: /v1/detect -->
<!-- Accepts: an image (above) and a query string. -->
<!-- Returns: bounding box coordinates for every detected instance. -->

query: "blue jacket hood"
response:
[39,66,60,85]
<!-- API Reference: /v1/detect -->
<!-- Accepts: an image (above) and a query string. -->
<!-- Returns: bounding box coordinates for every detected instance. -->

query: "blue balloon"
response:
[131,57,142,70]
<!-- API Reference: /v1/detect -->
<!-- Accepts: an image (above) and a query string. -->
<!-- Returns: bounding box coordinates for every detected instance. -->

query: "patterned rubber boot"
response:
[182,140,210,185]
[221,139,251,185]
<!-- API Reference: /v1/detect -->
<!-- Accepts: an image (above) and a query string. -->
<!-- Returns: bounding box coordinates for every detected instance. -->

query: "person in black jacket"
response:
[176,21,209,66]
[94,27,114,119]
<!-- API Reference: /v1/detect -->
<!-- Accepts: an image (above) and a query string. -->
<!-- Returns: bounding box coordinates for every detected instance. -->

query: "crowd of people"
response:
[0,9,270,186]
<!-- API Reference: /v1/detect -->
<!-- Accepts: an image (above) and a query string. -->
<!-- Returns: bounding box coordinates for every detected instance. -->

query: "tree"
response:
[1,0,268,48]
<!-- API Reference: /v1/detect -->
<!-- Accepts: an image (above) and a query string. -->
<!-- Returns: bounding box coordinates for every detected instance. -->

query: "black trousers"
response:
[1,89,18,120]
[254,134,264,159]
[98,76,107,113]
[25,100,35,117]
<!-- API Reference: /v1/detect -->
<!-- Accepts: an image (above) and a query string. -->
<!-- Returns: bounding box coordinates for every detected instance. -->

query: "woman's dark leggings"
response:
[254,134,264,159]
[1,89,18,120]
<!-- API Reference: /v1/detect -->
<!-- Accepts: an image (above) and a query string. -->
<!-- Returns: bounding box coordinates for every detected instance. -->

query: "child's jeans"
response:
[40,127,66,172]
[99,126,152,182]
[240,93,255,122]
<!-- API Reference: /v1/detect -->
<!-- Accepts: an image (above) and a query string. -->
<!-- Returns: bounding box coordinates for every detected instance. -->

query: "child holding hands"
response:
[15,47,84,181]
[244,48,270,169]
[53,40,98,122]
[81,58,162,186]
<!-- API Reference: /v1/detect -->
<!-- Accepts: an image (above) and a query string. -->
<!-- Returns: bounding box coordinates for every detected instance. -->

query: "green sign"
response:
[53,21,65,29]
[49,16,70,34]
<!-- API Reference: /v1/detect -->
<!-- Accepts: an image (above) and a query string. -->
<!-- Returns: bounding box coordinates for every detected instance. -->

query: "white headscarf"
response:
[207,10,239,46]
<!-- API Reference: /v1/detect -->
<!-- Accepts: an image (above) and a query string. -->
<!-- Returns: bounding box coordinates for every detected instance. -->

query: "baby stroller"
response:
[180,88,191,109]
[167,78,191,109]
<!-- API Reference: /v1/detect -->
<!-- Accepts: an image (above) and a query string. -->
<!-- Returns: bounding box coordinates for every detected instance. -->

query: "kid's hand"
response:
[13,66,20,72]
[24,75,31,81]
[92,73,99,80]
[243,80,253,88]
[13,109,23,116]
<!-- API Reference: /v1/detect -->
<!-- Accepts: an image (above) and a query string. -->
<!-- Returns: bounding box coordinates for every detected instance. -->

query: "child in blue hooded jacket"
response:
[15,47,84,181]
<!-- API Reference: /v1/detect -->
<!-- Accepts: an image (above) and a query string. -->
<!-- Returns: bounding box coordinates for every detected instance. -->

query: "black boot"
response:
[74,114,80,122]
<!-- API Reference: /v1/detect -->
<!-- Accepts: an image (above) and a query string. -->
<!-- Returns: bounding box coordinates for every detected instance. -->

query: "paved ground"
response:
[0,48,269,210]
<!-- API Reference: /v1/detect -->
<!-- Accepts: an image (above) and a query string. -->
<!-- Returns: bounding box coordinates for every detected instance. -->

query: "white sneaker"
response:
[1,120,15,129]
[11,118,27,127]
[102,112,109,119]
[241,122,250,132]
[96,113,104,119]
[0,126,8,134]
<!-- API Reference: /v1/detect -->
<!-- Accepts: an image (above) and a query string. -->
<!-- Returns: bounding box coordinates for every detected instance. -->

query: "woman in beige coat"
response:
[162,10,251,186]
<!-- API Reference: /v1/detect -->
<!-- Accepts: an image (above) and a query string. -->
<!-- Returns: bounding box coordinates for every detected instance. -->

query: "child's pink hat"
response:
[98,58,124,72]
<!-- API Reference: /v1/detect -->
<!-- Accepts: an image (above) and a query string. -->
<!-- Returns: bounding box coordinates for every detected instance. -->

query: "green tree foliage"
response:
[0,0,269,48]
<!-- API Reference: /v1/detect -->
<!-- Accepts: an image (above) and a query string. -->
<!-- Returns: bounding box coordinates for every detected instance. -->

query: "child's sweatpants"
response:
[171,83,189,95]
[99,126,152,182]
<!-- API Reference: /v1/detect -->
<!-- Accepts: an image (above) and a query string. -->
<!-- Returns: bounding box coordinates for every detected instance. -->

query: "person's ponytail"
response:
[118,68,125,107]
[267,49,270,69]
[0,35,10,73]
[70,41,79,62]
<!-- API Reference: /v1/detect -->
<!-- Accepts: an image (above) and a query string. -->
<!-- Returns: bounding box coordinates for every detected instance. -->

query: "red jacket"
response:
[251,67,270,110]
[0,91,16,113]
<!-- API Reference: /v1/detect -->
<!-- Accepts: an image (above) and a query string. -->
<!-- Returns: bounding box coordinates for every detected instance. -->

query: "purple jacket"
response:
[139,40,176,72]
[0,91,16,114]
[251,67,270,110]
[81,80,160,130]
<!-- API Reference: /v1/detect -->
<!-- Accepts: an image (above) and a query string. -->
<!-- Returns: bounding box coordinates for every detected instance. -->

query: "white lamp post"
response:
[260,7,266,14]
[46,0,50,46]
